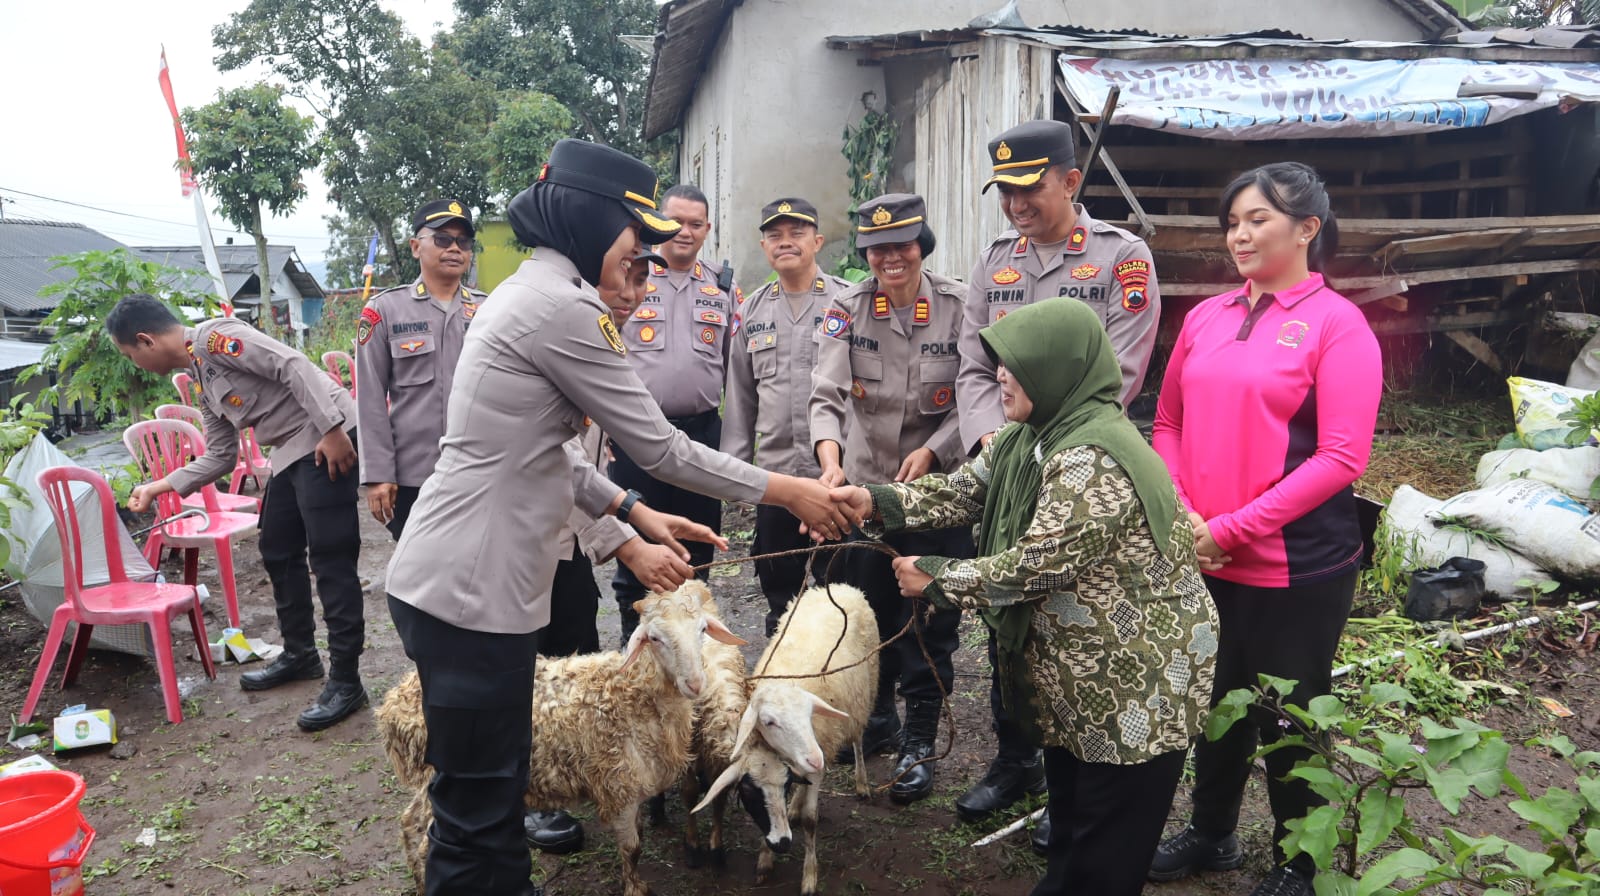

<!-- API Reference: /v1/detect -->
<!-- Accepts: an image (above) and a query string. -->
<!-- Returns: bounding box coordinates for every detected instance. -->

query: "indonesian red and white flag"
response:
[158,47,198,198]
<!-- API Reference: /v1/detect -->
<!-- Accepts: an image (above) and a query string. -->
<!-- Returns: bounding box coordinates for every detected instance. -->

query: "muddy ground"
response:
[2,495,1598,896]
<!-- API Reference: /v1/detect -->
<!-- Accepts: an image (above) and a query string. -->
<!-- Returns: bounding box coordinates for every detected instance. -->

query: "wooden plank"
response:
[1445,330,1503,372]
[1367,309,1516,337]
[1346,280,1409,307]
[1056,74,1153,238]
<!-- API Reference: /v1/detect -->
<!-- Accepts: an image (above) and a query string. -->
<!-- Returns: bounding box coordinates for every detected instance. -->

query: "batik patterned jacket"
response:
[866,442,1218,764]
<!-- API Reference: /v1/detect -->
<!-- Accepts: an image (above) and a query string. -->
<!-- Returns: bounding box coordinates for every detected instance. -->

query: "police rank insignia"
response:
[651,263,666,276]
[635,307,659,320]
[700,285,721,297]
[462,301,478,321]
[1013,237,1030,256]
[698,310,724,324]
[872,293,890,319]
[700,327,717,344]
[913,297,930,324]
[359,307,382,345]
[993,267,1021,285]
[814,277,826,293]
[1070,264,1101,281]
[598,314,627,355]
[1114,259,1152,313]
[821,308,851,338]
[645,282,658,294]
[1067,226,1087,252]
[206,332,243,357]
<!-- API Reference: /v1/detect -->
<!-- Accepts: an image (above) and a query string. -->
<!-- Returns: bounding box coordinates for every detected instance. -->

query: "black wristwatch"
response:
[616,489,644,523]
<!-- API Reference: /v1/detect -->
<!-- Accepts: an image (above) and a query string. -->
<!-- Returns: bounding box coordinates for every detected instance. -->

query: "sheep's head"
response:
[694,742,800,852]
[730,682,850,777]
[621,583,745,699]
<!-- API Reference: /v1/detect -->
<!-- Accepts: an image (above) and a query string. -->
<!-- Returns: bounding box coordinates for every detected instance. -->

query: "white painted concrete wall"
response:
[676,0,1437,289]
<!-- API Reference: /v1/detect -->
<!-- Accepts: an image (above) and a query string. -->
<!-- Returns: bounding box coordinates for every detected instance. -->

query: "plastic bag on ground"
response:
[1507,376,1598,450]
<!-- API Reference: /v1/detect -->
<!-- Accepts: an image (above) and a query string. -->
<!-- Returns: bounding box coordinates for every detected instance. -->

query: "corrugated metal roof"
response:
[133,245,326,302]
[0,338,47,372]
[0,219,127,315]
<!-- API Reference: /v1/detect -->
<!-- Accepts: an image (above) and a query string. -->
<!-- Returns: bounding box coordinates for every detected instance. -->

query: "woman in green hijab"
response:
[832,298,1218,896]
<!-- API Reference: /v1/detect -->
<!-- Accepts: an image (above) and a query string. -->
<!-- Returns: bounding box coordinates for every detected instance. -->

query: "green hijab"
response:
[976,298,1180,738]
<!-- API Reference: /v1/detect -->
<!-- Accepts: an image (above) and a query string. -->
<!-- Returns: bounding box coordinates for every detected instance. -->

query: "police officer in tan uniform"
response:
[809,193,972,805]
[383,139,851,896]
[953,118,1163,846]
[357,199,488,539]
[108,296,367,732]
[610,183,736,642]
[722,197,851,635]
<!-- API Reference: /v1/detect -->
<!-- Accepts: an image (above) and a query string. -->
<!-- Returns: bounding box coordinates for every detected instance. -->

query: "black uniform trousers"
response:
[385,484,423,541]
[539,547,602,657]
[389,596,537,896]
[608,409,721,644]
[1032,747,1187,896]
[989,629,1044,761]
[838,526,973,705]
[257,448,363,682]
[754,503,828,636]
[1189,569,1357,871]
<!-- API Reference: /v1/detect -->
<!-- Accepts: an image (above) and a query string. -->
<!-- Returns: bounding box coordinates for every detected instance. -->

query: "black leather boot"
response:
[955,752,1046,822]
[240,649,323,691]
[1030,807,1051,855]
[888,699,940,805]
[296,679,368,731]
[525,809,585,854]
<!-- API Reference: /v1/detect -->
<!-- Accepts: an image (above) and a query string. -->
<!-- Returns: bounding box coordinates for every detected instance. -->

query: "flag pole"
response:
[360,233,380,302]
[159,46,231,315]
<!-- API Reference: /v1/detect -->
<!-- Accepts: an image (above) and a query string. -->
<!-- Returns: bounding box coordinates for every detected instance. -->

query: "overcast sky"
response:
[0,0,457,267]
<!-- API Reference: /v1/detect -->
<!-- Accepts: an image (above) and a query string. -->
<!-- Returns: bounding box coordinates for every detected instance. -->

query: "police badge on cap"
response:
[413,199,475,235]
[982,120,1078,193]
[758,197,819,230]
[855,193,936,257]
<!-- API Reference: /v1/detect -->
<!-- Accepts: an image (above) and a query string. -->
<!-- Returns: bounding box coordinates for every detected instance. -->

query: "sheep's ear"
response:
[620,625,648,671]
[704,616,747,646]
[632,597,652,615]
[694,759,744,814]
[809,694,850,720]
[730,704,758,759]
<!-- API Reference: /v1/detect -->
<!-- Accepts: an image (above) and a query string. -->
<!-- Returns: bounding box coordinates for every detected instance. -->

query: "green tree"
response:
[442,0,664,164]
[182,83,319,333]
[323,212,401,292]
[487,91,575,202]
[1446,0,1600,24]
[15,249,219,422]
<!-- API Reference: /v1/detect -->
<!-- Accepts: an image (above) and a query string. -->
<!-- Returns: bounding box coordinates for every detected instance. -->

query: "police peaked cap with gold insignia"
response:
[632,245,668,270]
[413,199,475,235]
[758,197,819,231]
[982,120,1078,193]
[854,192,936,256]
[538,139,682,242]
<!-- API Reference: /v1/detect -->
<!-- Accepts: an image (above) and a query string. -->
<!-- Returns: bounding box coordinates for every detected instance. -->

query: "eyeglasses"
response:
[425,233,474,250]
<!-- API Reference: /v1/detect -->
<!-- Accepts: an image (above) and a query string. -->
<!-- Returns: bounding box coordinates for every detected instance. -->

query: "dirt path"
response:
[2,497,1595,896]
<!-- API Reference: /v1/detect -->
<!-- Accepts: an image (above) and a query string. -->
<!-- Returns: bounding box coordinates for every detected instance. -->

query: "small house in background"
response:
[135,243,327,342]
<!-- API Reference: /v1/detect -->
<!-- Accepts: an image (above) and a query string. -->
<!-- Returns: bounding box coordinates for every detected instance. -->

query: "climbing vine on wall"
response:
[837,106,899,280]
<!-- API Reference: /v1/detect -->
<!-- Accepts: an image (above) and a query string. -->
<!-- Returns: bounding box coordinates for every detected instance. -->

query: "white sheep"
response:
[694,583,879,896]
[378,583,745,896]
[677,581,748,869]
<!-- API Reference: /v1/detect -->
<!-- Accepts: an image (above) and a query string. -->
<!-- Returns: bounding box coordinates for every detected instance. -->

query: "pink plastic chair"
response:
[21,466,216,725]
[231,428,272,495]
[152,405,260,514]
[171,372,199,408]
[122,419,260,629]
[322,350,356,398]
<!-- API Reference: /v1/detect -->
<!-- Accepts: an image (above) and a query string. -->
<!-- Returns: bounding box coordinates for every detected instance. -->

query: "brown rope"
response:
[691,538,957,791]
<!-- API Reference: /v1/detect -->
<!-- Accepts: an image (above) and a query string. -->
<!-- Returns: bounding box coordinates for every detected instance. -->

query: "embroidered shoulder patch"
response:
[821,307,851,339]
[359,307,382,345]
[598,314,627,355]
[206,332,243,357]
[1115,259,1152,313]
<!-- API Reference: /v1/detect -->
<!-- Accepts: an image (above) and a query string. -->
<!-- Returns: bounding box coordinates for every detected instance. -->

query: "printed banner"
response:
[1057,54,1600,140]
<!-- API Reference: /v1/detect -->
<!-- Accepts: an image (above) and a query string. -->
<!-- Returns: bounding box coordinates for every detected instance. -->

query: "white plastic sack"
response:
[1560,312,1600,391]
[1384,485,1544,599]
[1475,446,1600,501]
[1431,479,1600,581]
[3,434,159,657]
[1507,376,1598,449]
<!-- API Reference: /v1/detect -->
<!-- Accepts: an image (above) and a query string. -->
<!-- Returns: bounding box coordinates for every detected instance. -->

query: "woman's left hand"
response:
[1192,517,1231,571]
[892,555,933,597]
[894,448,937,482]
[630,504,730,559]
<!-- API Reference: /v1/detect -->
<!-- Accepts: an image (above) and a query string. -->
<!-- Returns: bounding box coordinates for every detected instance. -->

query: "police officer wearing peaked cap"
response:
[952,119,1163,850]
[384,137,853,896]
[357,198,487,540]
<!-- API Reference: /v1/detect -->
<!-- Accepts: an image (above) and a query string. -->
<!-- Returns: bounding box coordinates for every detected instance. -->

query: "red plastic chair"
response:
[322,350,356,399]
[152,405,259,514]
[21,466,216,725]
[231,428,272,495]
[122,419,260,629]
[171,372,199,408]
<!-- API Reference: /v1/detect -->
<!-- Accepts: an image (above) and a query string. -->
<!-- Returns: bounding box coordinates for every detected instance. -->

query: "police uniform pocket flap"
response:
[691,313,726,354]
[390,334,437,358]
[852,353,885,382]
[391,334,437,387]
[919,359,958,383]
[210,375,258,422]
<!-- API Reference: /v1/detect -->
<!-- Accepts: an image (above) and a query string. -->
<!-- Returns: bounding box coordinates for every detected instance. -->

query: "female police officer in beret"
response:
[385,138,852,896]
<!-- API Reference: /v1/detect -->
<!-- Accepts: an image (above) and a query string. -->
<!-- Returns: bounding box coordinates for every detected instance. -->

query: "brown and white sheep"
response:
[378,584,745,896]
[677,580,748,868]
[694,583,879,896]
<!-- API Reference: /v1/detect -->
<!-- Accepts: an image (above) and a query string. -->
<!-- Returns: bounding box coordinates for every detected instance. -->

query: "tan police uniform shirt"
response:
[356,278,488,487]
[557,422,636,564]
[956,205,1161,450]
[721,270,851,478]
[809,272,967,485]
[167,317,355,497]
[621,260,734,417]
[385,250,770,635]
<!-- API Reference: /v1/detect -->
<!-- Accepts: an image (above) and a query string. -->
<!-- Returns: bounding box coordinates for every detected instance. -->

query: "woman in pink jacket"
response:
[1148,162,1381,896]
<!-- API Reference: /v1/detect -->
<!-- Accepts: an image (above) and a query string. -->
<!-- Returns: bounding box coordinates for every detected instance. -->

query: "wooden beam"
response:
[1367,308,1518,337]
[1445,330,1504,372]
[1346,280,1410,307]
[1056,75,1153,239]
